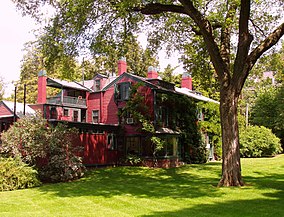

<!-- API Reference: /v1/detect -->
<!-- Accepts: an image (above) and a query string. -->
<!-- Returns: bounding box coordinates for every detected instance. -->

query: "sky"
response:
[0,0,38,97]
[0,0,181,98]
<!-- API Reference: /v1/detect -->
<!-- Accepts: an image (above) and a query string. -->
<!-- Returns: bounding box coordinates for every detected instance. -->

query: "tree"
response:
[250,85,284,147]
[160,64,182,86]
[13,0,284,186]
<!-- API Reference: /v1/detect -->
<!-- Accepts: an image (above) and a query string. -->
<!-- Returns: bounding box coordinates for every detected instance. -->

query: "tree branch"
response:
[220,4,238,70]
[178,0,230,86]
[233,0,253,83]
[192,22,222,35]
[236,22,284,94]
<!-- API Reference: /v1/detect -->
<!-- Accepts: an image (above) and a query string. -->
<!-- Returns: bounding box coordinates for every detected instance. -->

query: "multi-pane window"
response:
[115,82,131,101]
[92,110,99,123]
[126,137,141,155]
[157,106,169,127]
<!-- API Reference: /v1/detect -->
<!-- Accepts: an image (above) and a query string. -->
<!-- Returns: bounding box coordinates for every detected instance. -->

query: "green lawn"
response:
[1,155,284,217]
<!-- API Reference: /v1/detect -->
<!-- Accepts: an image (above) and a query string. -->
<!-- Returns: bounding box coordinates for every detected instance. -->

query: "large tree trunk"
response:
[218,86,244,187]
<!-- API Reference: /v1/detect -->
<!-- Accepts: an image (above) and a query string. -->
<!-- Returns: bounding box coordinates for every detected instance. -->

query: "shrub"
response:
[0,114,85,183]
[38,124,85,182]
[0,157,41,191]
[240,125,282,157]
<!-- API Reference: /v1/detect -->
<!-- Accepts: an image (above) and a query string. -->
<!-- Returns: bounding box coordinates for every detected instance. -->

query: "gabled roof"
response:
[102,72,169,92]
[0,100,35,118]
[47,77,92,91]
[101,72,219,103]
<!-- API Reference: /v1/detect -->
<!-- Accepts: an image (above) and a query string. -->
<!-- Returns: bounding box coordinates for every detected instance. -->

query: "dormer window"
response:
[94,79,101,91]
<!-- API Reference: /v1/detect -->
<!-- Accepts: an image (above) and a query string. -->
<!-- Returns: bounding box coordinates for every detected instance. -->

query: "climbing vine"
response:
[119,82,165,162]
[126,82,209,163]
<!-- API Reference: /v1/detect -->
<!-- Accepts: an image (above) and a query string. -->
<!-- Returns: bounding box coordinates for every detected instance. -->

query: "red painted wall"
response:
[0,104,12,116]
[103,86,119,124]
[79,132,119,165]
[86,92,101,123]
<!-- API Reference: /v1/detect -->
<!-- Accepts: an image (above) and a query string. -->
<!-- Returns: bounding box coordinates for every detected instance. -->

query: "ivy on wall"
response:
[119,81,210,164]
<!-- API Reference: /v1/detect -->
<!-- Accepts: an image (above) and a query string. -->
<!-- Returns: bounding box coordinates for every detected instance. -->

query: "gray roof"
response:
[1,100,35,118]
[175,87,219,104]
[47,78,92,91]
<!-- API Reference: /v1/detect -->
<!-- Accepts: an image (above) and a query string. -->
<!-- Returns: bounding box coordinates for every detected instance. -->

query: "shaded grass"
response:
[0,155,283,216]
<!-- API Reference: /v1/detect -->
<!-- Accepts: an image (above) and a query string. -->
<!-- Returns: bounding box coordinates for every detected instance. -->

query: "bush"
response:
[0,157,41,191]
[240,125,282,157]
[38,123,85,183]
[0,114,85,183]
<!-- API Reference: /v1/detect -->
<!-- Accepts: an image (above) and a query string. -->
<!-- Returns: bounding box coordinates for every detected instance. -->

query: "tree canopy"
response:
[12,0,284,186]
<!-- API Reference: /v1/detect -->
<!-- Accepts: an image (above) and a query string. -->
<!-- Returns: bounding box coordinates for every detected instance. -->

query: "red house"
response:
[0,58,218,167]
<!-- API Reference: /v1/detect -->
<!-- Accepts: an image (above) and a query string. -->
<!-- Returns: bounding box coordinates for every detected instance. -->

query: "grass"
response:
[0,155,284,217]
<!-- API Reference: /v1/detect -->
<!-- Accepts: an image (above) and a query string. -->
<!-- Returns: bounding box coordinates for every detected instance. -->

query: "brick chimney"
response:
[147,66,159,79]
[181,72,192,90]
[118,57,127,76]
[37,70,47,104]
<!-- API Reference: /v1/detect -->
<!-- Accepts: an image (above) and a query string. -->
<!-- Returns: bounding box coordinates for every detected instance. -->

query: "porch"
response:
[47,96,87,108]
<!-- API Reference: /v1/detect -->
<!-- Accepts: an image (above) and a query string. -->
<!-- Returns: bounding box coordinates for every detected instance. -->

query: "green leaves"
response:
[0,113,85,183]
[0,157,41,191]
[250,85,284,145]
[240,125,282,157]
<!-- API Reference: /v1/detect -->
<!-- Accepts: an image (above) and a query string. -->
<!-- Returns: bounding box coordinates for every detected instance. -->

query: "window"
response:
[94,79,101,91]
[157,106,169,127]
[63,109,69,116]
[115,82,131,101]
[92,110,99,123]
[73,110,79,122]
[50,107,57,119]
[126,137,141,155]
[107,134,117,150]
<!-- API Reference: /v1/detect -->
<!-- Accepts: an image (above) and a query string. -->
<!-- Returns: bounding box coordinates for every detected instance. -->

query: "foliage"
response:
[0,157,41,191]
[0,76,5,100]
[160,64,181,87]
[0,113,85,183]
[124,154,142,165]
[38,123,85,183]
[160,94,205,164]
[198,102,221,159]
[239,126,282,158]
[120,82,165,162]
[250,85,284,146]
[181,36,220,100]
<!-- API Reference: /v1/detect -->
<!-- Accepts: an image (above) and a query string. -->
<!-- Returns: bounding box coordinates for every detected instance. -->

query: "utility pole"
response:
[13,85,17,122]
[23,84,26,115]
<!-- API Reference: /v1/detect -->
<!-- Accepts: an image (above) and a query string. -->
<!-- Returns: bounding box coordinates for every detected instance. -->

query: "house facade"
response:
[0,58,218,167]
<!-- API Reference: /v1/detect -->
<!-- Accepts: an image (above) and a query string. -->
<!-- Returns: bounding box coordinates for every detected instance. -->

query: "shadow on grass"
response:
[37,162,223,199]
[140,197,284,217]
[141,172,284,217]
[36,159,284,216]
